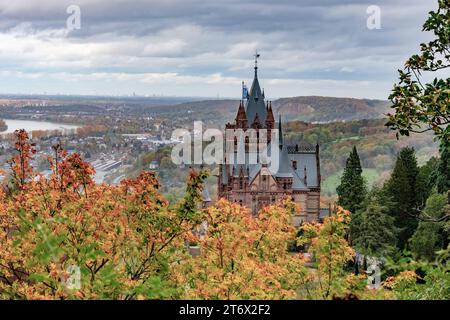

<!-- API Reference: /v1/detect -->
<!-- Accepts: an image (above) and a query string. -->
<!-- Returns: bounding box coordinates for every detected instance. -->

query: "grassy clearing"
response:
[321,168,379,197]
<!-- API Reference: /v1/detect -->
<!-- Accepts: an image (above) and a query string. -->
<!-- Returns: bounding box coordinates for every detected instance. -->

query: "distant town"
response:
[0,95,194,186]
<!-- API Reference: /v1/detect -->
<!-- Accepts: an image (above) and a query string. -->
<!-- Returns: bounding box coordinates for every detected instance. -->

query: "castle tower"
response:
[217,54,323,224]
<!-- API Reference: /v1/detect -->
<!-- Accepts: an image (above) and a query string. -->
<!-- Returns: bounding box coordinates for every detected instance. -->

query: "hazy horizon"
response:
[0,0,438,99]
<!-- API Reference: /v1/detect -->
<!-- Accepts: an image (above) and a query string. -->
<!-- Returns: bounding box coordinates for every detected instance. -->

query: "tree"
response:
[336,146,367,214]
[383,246,450,300]
[298,207,356,299]
[6,129,36,189]
[410,190,448,260]
[386,0,450,150]
[351,189,398,259]
[173,200,306,299]
[416,156,439,208]
[0,131,209,299]
[384,147,420,250]
[435,147,450,194]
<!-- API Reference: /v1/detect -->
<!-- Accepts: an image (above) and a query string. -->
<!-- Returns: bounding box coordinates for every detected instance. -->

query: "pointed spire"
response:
[245,52,267,126]
[278,115,283,149]
[304,166,308,185]
[266,101,275,129]
[254,50,260,76]
[235,100,247,128]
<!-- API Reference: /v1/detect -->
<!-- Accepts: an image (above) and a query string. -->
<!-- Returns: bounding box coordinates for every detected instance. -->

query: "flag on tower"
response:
[242,82,249,100]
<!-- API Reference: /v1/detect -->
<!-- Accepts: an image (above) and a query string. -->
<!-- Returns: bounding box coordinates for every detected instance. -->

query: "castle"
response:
[217,59,324,225]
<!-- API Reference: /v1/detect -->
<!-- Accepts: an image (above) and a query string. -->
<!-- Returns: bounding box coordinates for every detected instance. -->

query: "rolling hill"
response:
[272,96,390,123]
[167,96,390,125]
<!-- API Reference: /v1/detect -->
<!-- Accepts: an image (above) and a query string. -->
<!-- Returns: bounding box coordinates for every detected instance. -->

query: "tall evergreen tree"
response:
[384,147,420,250]
[435,147,450,194]
[337,146,366,214]
[350,189,398,259]
[416,157,439,208]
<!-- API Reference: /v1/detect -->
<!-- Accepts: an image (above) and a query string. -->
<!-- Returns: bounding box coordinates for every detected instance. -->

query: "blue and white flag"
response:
[242,84,249,100]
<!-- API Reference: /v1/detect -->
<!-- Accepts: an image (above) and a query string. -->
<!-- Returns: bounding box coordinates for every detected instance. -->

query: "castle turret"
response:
[235,100,248,129]
[266,101,275,129]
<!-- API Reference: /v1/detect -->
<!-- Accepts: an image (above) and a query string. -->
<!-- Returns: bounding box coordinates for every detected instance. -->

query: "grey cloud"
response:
[0,0,440,98]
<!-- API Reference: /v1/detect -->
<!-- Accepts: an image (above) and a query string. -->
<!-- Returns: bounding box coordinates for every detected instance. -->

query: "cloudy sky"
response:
[0,0,438,99]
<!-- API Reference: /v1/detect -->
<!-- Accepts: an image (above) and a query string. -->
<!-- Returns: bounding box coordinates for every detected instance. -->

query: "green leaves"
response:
[351,190,398,259]
[386,0,450,151]
[337,146,367,214]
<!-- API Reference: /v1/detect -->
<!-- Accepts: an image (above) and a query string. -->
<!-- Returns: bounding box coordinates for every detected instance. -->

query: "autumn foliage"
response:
[173,200,307,299]
[0,130,208,299]
[1,129,443,300]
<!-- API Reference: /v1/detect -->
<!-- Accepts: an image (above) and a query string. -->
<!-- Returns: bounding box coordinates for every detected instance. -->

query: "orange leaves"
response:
[120,171,168,211]
[0,130,376,300]
[173,199,307,300]
[7,129,36,189]
[0,131,210,299]
[297,205,356,299]
[383,270,417,290]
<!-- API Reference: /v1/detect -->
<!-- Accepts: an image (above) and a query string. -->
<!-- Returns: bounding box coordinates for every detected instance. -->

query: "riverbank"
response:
[0,118,80,134]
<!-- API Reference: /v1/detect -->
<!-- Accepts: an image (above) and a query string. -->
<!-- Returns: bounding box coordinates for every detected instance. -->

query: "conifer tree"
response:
[385,147,420,250]
[416,157,439,208]
[436,147,450,194]
[337,146,366,214]
[350,189,397,259]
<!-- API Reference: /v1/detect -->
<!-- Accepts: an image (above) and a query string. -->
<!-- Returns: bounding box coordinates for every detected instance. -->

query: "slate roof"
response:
[245,68,267,126]
[288,152,319,187]
[221,141,319,190]
[274,145,293,178]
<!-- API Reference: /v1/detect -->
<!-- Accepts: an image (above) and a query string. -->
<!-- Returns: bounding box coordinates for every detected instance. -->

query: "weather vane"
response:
[254,50,260,69]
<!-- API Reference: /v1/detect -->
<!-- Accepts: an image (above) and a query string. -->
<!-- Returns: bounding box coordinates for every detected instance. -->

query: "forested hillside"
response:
[165,96,389,127]
[274,97,389,123]
[284,119,439,197]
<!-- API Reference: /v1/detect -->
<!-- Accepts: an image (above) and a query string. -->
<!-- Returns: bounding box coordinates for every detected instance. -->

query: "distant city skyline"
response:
[0,0,438,99]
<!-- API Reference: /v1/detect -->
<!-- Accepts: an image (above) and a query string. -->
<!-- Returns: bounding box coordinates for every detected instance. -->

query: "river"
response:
[0,119,80,134]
